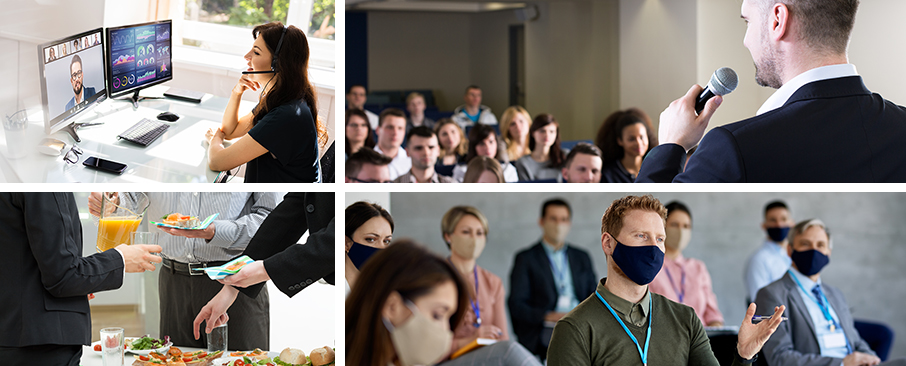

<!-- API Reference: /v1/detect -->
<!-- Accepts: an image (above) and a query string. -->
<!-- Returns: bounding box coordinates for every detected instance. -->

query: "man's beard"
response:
[754,40,783,89]
[73,81,83,96]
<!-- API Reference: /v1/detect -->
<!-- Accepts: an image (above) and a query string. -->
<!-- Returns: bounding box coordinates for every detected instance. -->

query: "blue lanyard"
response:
[663,265,685,303]
[788,270,852,353]
[451,258,482,327]
[595,291,651,366]
[547,253,568,294]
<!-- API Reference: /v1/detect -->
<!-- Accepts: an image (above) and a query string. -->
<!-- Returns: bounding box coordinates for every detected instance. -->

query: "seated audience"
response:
[500,106,532,162]
[345,241,469,366]
[559,143,603,183]
[393,126,454,183]
[547,194,786,365]
[595,108,657,182]
[345,147,392,183]
[451,85,498,128]
[744,200,794,303]
[346,108,375,159]
[345,201,393,296]
[756,219,900,366]
[438,206,540,366]
[346,84,378,128]
[374,108,411,180]
[509,199,597,360]
[649,201,724,326]
[406,92,436,134]
[452,124,518,182]
[435,118,469,166]
[515,113,566,181]
[463,156,505,183]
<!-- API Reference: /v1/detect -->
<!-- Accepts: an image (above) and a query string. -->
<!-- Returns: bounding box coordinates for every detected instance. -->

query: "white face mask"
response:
[543,221,570,244]
[450,235,486,260]
[383,299,453,366]
[665,227,692,251]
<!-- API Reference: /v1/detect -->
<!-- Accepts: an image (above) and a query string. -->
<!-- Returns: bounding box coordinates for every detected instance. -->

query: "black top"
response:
[600,159,635,183]
[246,100,320,183]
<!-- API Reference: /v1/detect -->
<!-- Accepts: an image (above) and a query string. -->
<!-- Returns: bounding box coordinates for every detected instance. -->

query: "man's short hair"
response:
[406,92,424,104]
[345,147,392,178]
[601,195,667,236]
[564,143,602,168]
[758,0,859,55]
[347,84,365,94]
[541,198,572,219]
[764,200,789,217]
[406,125,436,142]
[464,85,481,94]
[787,218,832,248]
[379,108,406,127]
[71,54,82,70]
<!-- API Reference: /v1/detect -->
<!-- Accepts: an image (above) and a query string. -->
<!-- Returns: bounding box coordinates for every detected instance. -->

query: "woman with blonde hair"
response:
[462,156,505,183]
[500,106,532,162]
[434,118,468,166]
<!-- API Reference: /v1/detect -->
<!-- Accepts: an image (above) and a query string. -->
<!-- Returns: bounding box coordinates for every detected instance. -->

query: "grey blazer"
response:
[755,272,874,366]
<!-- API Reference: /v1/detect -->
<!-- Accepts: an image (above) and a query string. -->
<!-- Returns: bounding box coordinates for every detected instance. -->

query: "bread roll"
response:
[309,346,335,366]
[279,348,307,365]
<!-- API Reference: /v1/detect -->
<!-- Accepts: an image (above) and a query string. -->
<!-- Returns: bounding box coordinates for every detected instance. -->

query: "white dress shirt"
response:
[374,145,411,180]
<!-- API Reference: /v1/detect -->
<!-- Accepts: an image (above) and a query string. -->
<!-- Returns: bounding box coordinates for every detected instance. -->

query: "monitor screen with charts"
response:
[106,19,173,101]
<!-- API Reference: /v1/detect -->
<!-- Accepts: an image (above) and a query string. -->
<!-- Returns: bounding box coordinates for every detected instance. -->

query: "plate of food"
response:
[132,347,223,366]
[151,213,219,230]
[125,336,172,355]
[203,255,255,280]
[211,347,335,366]
[90,340,106,355]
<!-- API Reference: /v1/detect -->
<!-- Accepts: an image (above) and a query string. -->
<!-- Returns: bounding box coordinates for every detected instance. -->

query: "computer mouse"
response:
[157,111,180,122]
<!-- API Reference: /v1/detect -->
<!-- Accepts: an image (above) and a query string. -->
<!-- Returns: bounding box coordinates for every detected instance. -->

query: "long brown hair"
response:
[528,113,565,167]
[251,22,327,148]
[346,241,470,366]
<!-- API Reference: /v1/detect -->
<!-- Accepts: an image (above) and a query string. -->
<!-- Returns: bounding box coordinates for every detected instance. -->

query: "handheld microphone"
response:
[695,67,738,114]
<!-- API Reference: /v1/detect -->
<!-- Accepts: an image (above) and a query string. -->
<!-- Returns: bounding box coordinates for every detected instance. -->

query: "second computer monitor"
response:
[106,19,172,101]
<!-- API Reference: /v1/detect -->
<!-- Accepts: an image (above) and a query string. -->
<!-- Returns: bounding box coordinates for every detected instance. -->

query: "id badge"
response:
[822,331,847,349]
[557,295,572,311]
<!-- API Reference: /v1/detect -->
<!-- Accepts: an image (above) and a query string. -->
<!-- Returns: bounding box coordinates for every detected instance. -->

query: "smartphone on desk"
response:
[82,156,127,175]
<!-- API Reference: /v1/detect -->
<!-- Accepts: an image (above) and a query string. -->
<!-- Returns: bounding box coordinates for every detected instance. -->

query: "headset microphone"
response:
[241,25,287,75]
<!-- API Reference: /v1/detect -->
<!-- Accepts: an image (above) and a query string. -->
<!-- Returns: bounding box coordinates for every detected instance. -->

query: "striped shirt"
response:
[121,192,281,263]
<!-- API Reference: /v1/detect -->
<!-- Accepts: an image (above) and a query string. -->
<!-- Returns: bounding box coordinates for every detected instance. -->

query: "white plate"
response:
[125,337,172,355]
[90,340,103,355]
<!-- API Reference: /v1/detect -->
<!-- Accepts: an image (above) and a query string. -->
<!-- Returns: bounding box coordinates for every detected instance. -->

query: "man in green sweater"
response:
[548,195,786,365]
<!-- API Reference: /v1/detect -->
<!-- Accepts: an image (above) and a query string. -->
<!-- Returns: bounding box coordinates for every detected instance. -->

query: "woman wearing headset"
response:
[207,21,327,182]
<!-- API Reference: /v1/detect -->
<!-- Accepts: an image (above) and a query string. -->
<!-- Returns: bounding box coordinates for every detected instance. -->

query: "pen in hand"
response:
[752,315,788,324]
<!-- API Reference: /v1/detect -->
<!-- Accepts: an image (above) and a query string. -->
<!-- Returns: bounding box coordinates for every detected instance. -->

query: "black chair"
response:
[854,319,895,361]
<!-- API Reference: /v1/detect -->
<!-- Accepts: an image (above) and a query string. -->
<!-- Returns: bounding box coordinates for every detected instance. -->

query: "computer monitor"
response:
[37,28,108,141]
[105,19,173,108]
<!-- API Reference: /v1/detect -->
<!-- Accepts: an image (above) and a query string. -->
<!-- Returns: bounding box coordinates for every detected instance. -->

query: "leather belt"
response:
[162,258,229,276]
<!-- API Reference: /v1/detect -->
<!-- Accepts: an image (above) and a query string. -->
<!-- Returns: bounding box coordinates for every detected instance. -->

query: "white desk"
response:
[0,85,254,183]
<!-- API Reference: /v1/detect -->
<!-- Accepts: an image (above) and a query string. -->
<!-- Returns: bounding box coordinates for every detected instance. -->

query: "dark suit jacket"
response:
[0,193,124,347]
[237,192,334,299]
[65,86,96,111]
[637,76,906,182]
[755,272,873,366]
[508,242,597,356]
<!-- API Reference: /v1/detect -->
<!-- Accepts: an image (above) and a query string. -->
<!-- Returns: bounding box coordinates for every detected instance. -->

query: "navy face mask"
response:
[348,240,382,269]
[610,235,664,286]
[767,227,791,242]
[790,249,830,276]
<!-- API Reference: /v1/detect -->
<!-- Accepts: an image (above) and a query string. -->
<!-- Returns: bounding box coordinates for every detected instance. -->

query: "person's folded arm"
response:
[206,192,278,250]
[207,130,268,172]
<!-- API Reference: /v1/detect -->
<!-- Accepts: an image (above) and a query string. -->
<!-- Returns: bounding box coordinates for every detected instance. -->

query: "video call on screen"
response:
[109,23,171,93]
[42,31,105,120]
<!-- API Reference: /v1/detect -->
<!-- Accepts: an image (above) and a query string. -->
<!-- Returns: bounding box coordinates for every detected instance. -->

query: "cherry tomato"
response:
[197,351,207,358]
[183,357,194,362]
[93,344,102,352]
[139,356,150,361]
[235,360,245,366]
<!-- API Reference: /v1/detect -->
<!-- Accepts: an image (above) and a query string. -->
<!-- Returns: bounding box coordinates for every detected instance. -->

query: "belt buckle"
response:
[188,262,207,276]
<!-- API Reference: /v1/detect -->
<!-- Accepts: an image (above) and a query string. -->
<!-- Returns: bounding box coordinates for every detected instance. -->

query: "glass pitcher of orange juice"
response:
[95,192,150,252]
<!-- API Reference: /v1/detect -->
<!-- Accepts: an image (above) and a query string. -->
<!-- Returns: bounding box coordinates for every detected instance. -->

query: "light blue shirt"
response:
[789,269,850,358]
[744,238,792,302]
[541,239,579,313]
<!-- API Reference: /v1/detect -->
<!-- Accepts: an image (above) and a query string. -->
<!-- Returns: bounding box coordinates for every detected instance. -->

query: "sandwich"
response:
[273,348,306,366]
[162,213,201,228]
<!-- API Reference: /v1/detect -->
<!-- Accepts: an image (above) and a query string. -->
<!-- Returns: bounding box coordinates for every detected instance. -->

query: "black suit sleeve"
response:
[237,192,335,299]
[22,193,124,298]
[636,128,745,183]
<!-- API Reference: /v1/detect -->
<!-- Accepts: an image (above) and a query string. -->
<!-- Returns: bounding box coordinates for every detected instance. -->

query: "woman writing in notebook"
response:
[206,21,327,183]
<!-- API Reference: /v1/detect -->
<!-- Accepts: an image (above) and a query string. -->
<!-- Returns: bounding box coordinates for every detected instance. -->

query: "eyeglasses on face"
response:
[71,70,83,80]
